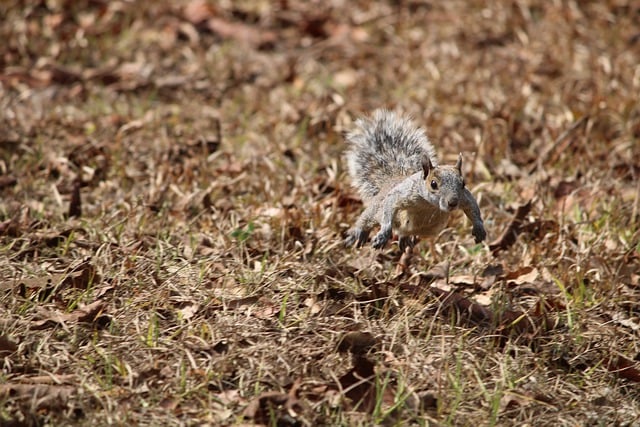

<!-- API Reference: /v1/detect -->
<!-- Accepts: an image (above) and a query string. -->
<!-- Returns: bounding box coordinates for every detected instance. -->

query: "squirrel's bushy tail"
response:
[346,109,437,200]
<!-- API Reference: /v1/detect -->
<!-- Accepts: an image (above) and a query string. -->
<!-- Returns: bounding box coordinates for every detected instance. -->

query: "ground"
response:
[1,0,639,426]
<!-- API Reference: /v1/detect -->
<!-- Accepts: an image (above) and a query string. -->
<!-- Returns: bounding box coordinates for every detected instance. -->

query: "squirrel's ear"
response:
[422,154,432,180]
[456,153,463,175]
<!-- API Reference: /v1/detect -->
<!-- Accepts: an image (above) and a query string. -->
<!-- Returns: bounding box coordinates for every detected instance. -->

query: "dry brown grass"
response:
[1,0,639,425]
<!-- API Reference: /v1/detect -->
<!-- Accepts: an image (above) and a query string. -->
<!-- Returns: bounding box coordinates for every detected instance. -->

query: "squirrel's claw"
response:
[372,228,392,249]
[472,224,487,243]
[345,229,369,248]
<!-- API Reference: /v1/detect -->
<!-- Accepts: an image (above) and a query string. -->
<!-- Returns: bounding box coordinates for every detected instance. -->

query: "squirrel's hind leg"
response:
[398,236,417,252]
[427,238,440,262]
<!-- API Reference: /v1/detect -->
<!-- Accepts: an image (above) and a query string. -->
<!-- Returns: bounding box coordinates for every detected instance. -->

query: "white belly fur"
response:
[393,204,450,237]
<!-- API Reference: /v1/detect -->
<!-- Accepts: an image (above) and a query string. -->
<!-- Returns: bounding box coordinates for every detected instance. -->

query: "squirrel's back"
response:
[346,109,437,200]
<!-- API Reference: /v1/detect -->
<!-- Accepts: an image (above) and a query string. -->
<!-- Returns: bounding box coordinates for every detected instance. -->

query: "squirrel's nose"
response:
[448,199,458,209]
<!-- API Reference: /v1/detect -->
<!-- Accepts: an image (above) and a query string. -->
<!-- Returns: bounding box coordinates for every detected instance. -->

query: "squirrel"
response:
[344,109,487,251]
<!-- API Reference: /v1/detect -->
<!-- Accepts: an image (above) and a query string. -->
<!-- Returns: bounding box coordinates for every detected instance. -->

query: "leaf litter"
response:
[1,0,640,425]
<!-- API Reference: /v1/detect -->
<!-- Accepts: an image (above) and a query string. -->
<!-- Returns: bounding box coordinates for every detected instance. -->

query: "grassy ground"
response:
[1,0,639,425]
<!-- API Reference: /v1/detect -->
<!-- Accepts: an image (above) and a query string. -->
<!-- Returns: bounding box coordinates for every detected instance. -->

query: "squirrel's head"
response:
[422,153,465,212]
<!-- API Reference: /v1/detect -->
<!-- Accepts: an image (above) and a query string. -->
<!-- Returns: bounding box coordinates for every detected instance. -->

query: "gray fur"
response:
[346,110,437,201]
[344,109,487,250]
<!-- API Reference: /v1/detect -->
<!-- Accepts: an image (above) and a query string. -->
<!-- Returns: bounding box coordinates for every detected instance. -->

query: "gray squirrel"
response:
[344,109,487,251]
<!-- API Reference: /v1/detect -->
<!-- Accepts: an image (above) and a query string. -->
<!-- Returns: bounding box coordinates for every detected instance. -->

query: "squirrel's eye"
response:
[430,180,438,190]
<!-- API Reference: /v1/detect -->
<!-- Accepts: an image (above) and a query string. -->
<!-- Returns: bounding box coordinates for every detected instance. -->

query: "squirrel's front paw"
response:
[472,223,487,243]
[372,228,392,249]
[345,229,369,248]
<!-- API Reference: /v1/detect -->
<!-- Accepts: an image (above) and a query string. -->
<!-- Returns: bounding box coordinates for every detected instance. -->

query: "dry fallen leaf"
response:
[504,266,539,285]
[449,274,478,288]
[31,300,106,330]
[338,355,378,413]
[207,18,277,49]
[489,199,533,254]
[0,174,17,190]
[178,303,199,321]
[337,331,377,355]
[68,176,83,218]
[607,355,640,383]
[2,1,639,425]
[0,383,75,410]
[430,287,494,325]
[0,335,18,356]
[183,0,216,24]
[242,379,303,423]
